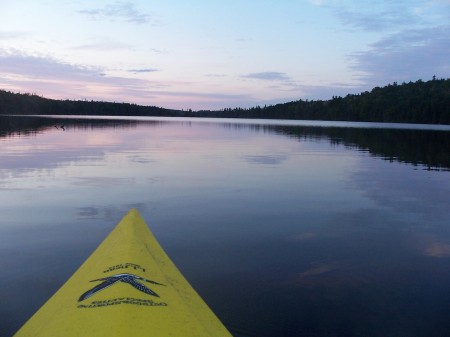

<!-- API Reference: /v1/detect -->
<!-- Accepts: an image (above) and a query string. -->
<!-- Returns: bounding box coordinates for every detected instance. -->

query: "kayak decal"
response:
[78,297,168,308]
[103,262,146,274]
[79,273,165,302]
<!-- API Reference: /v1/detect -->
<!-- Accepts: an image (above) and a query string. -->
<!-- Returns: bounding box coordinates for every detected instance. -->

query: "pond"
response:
[1,115,450,337]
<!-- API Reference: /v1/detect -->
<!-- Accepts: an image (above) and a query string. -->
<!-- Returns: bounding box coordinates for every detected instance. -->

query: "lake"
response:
[1,115,450,337]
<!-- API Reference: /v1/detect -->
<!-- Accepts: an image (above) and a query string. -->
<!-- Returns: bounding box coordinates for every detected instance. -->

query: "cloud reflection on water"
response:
[423,241,450,258]
[243,154,288,165]
[1,116,450,337]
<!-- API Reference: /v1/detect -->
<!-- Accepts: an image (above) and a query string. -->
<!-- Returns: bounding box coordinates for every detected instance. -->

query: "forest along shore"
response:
[1,78,449,124]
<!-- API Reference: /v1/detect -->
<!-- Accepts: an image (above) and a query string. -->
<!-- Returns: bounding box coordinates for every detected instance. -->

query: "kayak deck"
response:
[14,208,232,336]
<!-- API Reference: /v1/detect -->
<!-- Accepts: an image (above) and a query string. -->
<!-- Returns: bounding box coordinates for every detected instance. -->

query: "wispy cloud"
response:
[128,68,159,73]
[72,39,132,51]
[304,0,450,92]
[241,71,311,95]
[0,51,253,110]
[334,6,416,32]
[294,24,450,99]
[349,26,450,85]
[311,0,441,32]
[0,52,104,81]
[77,2,151,24]
[149,48,165,54]
[204,73,227,78]
[242,72,291,81]
[0,51,162,101]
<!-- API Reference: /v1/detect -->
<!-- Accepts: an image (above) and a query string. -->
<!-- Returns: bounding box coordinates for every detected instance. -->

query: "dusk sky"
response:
[1,0,449,110]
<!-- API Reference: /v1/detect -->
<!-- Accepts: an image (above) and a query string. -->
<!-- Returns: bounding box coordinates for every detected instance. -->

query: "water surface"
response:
[1,115,450,337]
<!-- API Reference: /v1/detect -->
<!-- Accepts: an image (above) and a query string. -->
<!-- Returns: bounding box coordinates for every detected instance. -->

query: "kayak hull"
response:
[14,209,232,337]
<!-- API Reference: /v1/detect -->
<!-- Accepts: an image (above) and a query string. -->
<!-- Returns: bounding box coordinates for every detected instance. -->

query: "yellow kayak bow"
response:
[14,209,232,337]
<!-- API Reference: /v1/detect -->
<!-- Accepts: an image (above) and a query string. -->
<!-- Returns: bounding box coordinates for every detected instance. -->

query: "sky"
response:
[0,0,449,110]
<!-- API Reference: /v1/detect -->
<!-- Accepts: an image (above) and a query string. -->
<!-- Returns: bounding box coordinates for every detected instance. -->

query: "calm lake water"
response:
[1,115,450,337]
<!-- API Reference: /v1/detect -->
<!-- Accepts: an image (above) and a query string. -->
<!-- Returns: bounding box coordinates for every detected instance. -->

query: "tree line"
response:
[1,77,449,124]
[194,78,450,124]
[0,92,179,117]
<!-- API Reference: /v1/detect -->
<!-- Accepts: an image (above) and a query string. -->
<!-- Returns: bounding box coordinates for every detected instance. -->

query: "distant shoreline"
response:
[1,78,449,125]
[3,114,450,131]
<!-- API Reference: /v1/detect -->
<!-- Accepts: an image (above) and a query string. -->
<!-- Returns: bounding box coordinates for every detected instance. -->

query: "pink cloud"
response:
[0,51,253,110]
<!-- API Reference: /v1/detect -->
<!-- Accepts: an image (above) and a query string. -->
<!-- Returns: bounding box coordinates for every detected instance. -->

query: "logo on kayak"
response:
[79,273,165,302]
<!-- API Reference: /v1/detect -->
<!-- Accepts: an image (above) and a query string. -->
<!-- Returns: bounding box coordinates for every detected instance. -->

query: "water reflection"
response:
[243,154,289,165]
[0,115,142,136]
[1,115,449,170]
[267,125,450,171]
[1,115,450,337]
